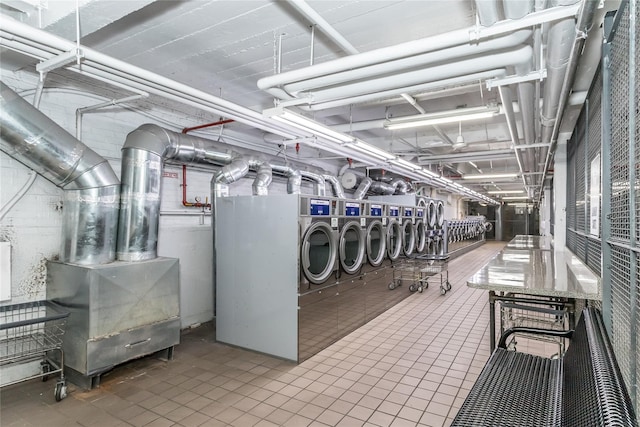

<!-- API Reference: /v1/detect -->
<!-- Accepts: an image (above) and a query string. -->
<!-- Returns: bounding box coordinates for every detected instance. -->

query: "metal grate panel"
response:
[587,237,602,275]
[610,7,631,242]
[567,229,576,254]
[567,144,577,230]
[576,233,587,261]
[637,260,640,411]
[610,245,633,396]
[575,112,587,234]
[588,72,603,240]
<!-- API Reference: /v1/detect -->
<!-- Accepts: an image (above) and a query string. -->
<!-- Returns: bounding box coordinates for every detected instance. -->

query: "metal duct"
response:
[272,164,302,195]
[369,180,395,195]
[504,0,535,19]
[117,125,276,262]
[300,171,326,196]
[390,178,411,195]
[323,174,346,198]
[353,177,372,200]
[0,81,120,265]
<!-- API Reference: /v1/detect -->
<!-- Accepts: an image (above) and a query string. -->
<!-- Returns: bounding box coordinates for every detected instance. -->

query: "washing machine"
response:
[299,196,340,292]
[386,204,403,261]
[336,199,366,280]
[401,206,416,257]
[363,201,387,271]
[414,206,427,254]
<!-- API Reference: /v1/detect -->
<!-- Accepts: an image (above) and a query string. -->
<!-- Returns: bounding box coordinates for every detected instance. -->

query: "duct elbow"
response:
[217,157,250,185]
[353,177,372,200]
[252,162,273,196]
[287,169,302,194]
[324,174,346,198]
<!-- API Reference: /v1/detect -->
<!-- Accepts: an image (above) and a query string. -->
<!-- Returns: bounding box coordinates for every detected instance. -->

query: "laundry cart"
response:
[389,258,430,293]
[420,256,451,295]
[0,300,70,401]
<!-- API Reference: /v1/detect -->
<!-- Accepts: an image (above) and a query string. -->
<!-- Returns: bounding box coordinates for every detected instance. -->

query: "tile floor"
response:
[1,242,507,427]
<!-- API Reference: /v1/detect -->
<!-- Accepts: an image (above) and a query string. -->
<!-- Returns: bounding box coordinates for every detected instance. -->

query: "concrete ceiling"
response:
[0,0,620,203]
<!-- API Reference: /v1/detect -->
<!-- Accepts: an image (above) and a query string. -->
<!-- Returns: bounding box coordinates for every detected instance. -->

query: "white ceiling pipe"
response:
[257,4,579,92]
[498,86,529,190]
[301,45,533,103]
[283,30,531,96]
[306,69,507,111]
[288,0,358,55]
[0,16,298,139]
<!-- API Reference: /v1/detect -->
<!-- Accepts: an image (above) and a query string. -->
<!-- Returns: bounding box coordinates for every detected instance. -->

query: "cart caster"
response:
[54,381,67,402]
[409,284,417,292]
[41,361,51,382]
[440,286,447,295]
[388,282,396,290]
[417,286,424,293]
[446,281,452,291]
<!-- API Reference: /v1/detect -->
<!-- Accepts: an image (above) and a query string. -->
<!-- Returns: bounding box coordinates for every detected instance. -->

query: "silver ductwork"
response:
[323,174,346,198]
[300,171,326,196]
[353,177,372,200]
[389,178,411,195]
[0,81,120,265]
[369,180,396,195]
[272,164,302,194]
[118,124,281,261]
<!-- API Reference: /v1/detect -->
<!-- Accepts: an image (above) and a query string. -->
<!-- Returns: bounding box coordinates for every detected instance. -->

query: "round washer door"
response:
[301,222,337,284]
[436,201,445,228]
[427,200,437,228]
[402,220,415,256]
[366,220,386,267]
[387,220,402,260]
[339,220,366,274]
[415,220,426,253]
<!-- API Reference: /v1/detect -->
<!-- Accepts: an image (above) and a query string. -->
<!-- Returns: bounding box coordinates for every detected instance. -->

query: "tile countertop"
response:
[505,235,554,251]
[467,247,601,300]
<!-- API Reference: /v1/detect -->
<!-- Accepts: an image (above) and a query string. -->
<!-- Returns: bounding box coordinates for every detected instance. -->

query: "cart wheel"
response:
[388,282,395,290]
[54,382,67,402]
[409,284,417,292]
[440,286,446,295]
[417,286,424,293]
[41,362,51,382]
[446,281,452,291]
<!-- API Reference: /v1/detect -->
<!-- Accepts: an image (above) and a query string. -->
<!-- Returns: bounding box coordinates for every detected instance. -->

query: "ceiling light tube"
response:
[384,105,499,130]
[350,140,396,161]
[264,107,354,144]
[501,196,530,200]
[487,190,525,194]
[462,173,519,180]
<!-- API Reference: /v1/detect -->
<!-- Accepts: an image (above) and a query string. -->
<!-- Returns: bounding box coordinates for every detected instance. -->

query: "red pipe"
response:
[182,164,211,209]
[181,119,234,134]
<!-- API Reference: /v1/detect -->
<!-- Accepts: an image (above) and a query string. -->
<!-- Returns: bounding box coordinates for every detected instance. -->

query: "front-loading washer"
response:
[401,206,416,257]
[386,204,402,261]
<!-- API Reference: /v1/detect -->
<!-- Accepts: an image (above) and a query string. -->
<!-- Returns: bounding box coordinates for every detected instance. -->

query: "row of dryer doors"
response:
[301,219,442,285]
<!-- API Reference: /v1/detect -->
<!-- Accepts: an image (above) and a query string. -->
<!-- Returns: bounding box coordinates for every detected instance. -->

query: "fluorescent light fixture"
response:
[389,158,422,171]
[350,140,396,161]
[501,196,530,200]
[487,190,526,194]
[462,173,519,180]
[384,105,499,130]
[264,106,354,144]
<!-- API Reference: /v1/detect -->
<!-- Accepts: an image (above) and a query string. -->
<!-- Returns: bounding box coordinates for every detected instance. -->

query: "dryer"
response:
[386,204,403,261]
[299,196,339,292]
[401,206,416,257]
[363,201,387,271]
[414,206,427,254]
[336,199,366,279]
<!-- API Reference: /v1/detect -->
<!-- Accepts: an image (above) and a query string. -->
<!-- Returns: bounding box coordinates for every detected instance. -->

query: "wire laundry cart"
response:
[0,300,70,401]
[389,258,429,293]
[389,255,451,295]
[420,257,451,295]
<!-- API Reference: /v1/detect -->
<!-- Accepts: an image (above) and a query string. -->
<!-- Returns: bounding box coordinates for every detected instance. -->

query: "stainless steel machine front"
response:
[46,258,180,388]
